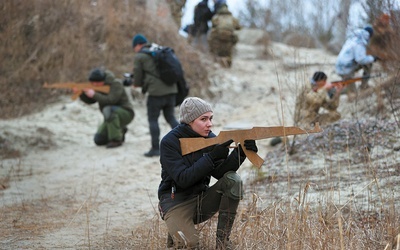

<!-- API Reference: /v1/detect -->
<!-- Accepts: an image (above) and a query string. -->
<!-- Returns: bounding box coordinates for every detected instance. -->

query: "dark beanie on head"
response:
[364,26,374,37]
[88,68,106,82]
[132,34,148,47]
[311,71,327,85]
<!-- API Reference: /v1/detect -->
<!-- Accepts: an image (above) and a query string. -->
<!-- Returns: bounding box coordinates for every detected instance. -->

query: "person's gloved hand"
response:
[244,140,258,152]
[373,55,381,62]
[209,139,233,161]
[123,78,132,86]
[239,140,258,156]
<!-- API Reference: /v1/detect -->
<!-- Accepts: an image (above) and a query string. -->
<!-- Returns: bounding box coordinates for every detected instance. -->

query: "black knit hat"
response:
[88,68,106,82]
[311,71,327,85]
[132,34,148,47]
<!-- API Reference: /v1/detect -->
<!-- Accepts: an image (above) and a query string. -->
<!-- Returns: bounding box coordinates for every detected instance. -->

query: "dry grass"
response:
[2,123,398,249]
[0,0,209,119]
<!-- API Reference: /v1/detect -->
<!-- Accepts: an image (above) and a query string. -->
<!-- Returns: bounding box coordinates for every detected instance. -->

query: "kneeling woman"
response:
[158,97,258,249]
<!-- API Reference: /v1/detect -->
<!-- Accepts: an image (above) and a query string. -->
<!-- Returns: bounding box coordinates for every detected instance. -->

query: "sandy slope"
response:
[1,29,397,249]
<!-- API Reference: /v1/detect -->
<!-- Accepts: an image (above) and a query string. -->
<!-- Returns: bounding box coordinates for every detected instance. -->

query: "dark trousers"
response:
[147,94,179,149]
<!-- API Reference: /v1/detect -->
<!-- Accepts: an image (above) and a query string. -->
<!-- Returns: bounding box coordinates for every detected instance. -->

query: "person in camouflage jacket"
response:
[294,72,344,129]
[208,4,241,67]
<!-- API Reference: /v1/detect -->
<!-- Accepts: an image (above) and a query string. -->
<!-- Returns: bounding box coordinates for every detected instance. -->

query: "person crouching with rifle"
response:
[294,71,344,130]
[75,68,134,148]
[157,97,258,249]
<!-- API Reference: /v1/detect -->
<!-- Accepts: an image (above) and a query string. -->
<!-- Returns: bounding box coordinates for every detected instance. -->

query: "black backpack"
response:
[141,45,184,86]
[141,44,189,106]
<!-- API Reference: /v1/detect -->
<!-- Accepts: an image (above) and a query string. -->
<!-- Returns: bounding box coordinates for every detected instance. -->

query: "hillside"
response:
[1,0,400,248]
[1,27,399,249]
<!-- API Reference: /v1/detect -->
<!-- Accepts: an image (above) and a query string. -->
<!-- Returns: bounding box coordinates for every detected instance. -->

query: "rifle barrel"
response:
[331,74,382,86]
[43,82,110,100]
[179,123,323,168]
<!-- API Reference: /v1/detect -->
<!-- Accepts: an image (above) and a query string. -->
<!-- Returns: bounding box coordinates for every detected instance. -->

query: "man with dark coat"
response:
[192,0,213,52]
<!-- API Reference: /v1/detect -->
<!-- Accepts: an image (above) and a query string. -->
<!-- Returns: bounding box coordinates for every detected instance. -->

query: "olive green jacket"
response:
[133,44,178,96]
[80,70,133,114]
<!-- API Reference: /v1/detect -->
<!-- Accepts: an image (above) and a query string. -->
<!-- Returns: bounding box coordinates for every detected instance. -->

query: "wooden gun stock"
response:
[331,74,382,87]
[43,82,110,100]
[179,123,322,168]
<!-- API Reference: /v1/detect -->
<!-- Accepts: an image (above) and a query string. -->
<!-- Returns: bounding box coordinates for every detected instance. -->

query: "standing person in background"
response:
[212,0,226,15]
[335,26,379,99]
[208,4,241,67]
[158,97,258,249]
[272,71,343,147]
[192,0,213,52]
[294,71,343,129]
[130,34,179,157]
[77,68,134,148]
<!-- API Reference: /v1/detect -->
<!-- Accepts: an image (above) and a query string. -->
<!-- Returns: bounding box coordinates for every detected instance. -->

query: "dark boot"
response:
[144,148,160,157]
[121,128,128,142]
[106,140,123,148]
[216,212,236,250]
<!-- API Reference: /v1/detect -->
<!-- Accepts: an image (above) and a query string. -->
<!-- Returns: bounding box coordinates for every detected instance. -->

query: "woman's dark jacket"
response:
[158,123,245,214]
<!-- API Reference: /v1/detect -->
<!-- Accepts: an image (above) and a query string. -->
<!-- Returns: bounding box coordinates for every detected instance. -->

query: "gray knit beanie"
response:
[179,97,213,124]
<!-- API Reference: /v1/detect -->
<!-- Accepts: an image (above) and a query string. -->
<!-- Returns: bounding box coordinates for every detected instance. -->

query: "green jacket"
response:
[133,44,178,96]
[80,70,134,114]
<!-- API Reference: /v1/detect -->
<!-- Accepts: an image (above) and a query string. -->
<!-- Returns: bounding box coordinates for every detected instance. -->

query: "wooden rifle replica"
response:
[180,123,323,168]
[43,82,110,100]
[331,74,382,87]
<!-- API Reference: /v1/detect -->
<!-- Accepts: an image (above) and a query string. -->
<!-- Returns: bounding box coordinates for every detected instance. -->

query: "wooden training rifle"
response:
[180,123,323,168]
[331,73,382,87]
[43,82,110,100]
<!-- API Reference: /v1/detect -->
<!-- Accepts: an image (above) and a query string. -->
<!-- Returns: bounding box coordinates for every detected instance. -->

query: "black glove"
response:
[244,140,258,152]
[373,56,381,62]
[123,78,132,86]
[209,139,233,161]
[239,140,258,156]
[328,88,336,99]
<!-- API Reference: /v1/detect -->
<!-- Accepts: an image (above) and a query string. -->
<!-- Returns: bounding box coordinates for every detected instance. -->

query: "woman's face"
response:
[189,111,213,137]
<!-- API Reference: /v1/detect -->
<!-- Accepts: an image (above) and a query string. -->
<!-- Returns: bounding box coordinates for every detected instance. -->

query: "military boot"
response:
[216,212,236,250]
